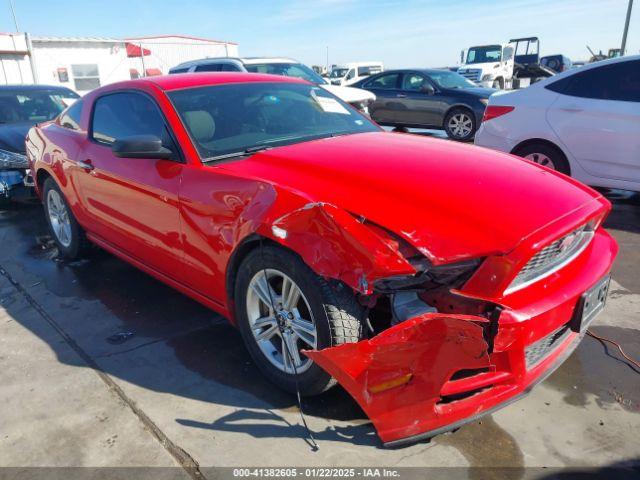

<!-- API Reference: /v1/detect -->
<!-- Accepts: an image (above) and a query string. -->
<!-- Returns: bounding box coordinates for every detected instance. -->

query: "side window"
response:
[220,63,241,71]
[346,69,355,80]
[59,100,84,131]
[170,67,190,74]
[357,66,371,76]
[91,92,170,147]
[549,61,640,102]
[365,73,400,89]
[401,73,427,91]
[195,63,222,72]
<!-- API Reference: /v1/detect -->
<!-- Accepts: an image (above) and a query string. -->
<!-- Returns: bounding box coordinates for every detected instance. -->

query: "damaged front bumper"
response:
[304,229,618,447]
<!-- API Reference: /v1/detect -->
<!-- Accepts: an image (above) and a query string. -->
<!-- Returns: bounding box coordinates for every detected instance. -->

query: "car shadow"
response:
[0,201,373,447]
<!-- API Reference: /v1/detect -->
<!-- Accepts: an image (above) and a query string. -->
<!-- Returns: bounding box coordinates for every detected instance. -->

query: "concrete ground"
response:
[0,188,638,478]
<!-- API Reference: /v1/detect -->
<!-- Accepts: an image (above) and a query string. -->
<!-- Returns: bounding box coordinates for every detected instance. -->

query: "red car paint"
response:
[26,73,618,446]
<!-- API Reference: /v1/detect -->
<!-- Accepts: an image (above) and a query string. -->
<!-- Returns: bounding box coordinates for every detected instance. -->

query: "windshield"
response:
[169,82,379,161]
[466,46,502,64]
[244,63,326,85]
[429,70,477,89]
[329,68,349,79]
[0,88,79,124]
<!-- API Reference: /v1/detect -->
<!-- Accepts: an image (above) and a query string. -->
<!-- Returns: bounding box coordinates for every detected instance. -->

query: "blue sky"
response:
[3,0,638,67]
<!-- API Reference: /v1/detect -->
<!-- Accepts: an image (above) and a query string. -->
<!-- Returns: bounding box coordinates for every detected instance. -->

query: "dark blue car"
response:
[0,85,79,203]
[353,69,495,141]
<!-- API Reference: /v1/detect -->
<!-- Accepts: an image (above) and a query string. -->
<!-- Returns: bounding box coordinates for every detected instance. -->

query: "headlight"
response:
[481,74,495,81]
[479,98,489,106]
[0,149,29,170]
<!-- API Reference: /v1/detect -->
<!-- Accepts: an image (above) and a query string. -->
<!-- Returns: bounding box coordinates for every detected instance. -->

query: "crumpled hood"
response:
[0,122,33,154]
[222,132,600,263]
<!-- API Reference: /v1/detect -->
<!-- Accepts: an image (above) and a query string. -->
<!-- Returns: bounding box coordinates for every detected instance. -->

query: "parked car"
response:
[353,69,494,141]
[328,62,384,86]
[28,72,617,447]
[0,85,79,204]
[475,55,640,192]
[540,54,573,73]
[169,57,375,114]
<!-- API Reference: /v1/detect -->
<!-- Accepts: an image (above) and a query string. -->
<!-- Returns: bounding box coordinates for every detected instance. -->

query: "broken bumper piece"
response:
[305,311,583,447]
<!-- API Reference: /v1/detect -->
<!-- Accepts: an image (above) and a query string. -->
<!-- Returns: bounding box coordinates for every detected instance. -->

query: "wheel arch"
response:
[511,138,571,175]
[225,233,281,323]
[442,104,475,128]
[35,168,53,199]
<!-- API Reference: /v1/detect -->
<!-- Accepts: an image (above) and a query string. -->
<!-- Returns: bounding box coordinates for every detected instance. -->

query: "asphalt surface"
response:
[0,184,638,478]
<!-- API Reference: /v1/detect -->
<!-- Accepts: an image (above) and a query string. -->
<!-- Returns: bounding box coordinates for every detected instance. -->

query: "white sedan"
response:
[475,55,640,192]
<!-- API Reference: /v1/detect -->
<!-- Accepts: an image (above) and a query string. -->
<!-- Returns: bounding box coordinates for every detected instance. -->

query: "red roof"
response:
[124,34,238,45]
[145,72,307,91]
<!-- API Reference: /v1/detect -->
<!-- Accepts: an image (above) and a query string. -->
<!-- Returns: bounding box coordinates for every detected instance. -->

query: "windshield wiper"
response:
[203,145,271,163]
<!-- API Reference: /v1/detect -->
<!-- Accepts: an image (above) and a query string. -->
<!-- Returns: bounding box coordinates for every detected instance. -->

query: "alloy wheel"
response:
[525,152,556,170]
[447,113,473,139]
[47,189,72,248]
[246,269,318,374]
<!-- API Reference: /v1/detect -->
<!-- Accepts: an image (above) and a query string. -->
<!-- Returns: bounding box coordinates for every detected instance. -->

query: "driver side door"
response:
[397,72,442,127]
[75,91,185,280]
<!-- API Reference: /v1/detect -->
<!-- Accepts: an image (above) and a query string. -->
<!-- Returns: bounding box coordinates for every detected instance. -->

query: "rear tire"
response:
[444,107,476,142]
[43,178,88,259]
[514,143,571,175]
[235,245,366,396]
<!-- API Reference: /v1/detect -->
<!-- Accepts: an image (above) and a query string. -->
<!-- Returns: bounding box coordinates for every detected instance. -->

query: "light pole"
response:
[621,0,634,55]
[8,0,20,31]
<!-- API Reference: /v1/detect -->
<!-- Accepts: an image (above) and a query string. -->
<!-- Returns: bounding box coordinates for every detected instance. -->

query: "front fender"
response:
[258,202,415,294]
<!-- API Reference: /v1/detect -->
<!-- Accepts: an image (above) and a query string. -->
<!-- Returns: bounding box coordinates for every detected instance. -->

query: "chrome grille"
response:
[507,223,595,293]
[525,324,571,369]
[458,68,481,83]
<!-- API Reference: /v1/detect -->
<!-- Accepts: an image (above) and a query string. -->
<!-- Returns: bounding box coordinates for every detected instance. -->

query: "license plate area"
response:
[570,275,610,333]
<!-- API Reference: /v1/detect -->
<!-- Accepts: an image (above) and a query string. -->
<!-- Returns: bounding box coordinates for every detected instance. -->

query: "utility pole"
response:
[621,0,634,55]
[326,46,329,73]
[8,0,20,31]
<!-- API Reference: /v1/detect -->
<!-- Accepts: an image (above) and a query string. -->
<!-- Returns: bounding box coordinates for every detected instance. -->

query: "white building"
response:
[0,33,238,94]
[125,35,239,79]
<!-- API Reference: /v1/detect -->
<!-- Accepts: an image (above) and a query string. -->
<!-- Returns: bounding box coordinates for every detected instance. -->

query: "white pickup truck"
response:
[457,37,555,90]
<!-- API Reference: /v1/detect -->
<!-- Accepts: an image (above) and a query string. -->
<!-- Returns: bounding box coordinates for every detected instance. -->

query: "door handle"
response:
[77,159,94,171]
[396,93,407,98]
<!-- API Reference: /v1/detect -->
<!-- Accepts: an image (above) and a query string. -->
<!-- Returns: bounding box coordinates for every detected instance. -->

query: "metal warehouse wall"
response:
[126,36,240,76]
[0,34,34,85]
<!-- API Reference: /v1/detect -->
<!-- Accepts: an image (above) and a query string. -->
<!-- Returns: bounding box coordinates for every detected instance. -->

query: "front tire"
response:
[43,178,88,259]
[444,108,476,142]
[235,245,366,396]
[492,77,504,90]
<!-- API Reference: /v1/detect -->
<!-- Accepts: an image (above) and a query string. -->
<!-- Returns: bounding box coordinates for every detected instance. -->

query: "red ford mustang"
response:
[26,73,618,446]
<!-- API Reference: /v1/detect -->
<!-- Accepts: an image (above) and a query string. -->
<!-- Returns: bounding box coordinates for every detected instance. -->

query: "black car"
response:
[0,85,79,203]
[353,69,495,141]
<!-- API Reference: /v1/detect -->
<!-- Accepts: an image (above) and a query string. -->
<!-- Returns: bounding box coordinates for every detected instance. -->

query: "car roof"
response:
[172,56,299,69]
[109,72,309,92]
[371,68,452,75]
[0,84,77,93]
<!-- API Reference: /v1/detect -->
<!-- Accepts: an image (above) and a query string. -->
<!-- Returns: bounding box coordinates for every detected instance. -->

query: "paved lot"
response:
[0,188,638,477]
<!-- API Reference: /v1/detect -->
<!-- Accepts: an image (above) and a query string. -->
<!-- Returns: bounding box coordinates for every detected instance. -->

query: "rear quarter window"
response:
[546,60,640,102]
[59,100,83,130]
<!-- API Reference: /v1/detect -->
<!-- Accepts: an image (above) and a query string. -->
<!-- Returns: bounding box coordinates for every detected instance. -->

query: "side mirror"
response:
[112,135,173,160]
[421,84,435,95]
